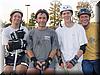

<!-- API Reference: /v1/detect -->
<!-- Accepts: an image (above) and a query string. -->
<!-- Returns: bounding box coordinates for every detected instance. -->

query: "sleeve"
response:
[51,30,60,50]
[26,30,33,50]
[2,28,9,45]
[79,26,88,46]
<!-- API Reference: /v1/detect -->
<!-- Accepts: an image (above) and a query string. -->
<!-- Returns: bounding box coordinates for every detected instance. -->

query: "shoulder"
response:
[90,22,97,28]
[28,28,36,35]
[20,26,28,30]
[74,23,85,31]
[46,28,56,33]
[46,28,58,36]
[74,23,83,28]
[20,26,28,32]
[55,26,63,32]
[2,26,11,32]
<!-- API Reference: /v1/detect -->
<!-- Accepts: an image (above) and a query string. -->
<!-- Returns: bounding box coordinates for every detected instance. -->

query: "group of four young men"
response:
[2,4,100,75]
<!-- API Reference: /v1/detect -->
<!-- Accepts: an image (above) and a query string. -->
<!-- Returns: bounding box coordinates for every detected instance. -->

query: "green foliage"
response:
[49,0,62,27]
[28,12,36,26]
[1,21,7,28]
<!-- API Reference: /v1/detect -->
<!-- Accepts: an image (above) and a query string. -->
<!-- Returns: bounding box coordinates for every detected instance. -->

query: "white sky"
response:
[0,0,99,23]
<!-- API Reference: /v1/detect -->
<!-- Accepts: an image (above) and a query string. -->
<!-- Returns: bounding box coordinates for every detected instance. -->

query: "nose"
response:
[40,18,44,22]
[41,18,44,21]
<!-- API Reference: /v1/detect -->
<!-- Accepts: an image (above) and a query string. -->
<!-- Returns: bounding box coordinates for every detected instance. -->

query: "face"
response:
[61,10,72,22]
[11,12,22,25]
[36,13,47,27]
[79,14,90,28]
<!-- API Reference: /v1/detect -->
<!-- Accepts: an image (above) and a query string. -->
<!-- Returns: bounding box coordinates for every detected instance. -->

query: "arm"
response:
[69,44,87,67]
[48,49,57,58]
[56,49,63,67]
[26,30,41,69]
[67,26,87,69]
[47,30,59,59]
[69,25,87,65]
[42,30,59,70]
[26,50,42,70]
[41,49,57,70]
[26,50,35,58]
[66,44,87,69]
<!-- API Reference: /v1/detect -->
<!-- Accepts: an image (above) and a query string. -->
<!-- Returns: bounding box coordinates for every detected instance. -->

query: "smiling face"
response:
[11,12,22,25]
[36,13,47,27]
[61,10,72,22]
[79,14,90,28]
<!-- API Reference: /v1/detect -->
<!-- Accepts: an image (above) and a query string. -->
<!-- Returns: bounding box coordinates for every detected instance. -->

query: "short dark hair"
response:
[35,9,49,21]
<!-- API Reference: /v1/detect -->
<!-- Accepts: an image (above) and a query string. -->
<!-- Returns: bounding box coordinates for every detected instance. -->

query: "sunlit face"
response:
[79,14,90,28]
[36,13,47,27]
[61,10,72,22]
[11,12,22,25]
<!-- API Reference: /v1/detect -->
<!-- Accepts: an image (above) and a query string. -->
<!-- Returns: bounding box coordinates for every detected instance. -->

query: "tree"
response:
[3,23,11,28]
[49,0,62,29]
[1,21,7,28]
[28,12,36,26]
[21,20,26,26]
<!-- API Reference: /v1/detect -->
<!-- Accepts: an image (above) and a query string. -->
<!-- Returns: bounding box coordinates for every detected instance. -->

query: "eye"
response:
[85,16,89,18]
[38,17,42,19]
[13,15,21,18]
[62,12,66,15]
[43,17,46,19]
[80,16,84,18]
[66,12,70,14]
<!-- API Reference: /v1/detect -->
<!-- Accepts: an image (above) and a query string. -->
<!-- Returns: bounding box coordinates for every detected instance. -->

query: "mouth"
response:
[64,17,70,20]
[39,23,46,26]
[82,20,88,23]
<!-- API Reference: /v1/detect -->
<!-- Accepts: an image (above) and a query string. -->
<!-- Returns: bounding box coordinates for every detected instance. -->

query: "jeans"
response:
[82,60,100,75]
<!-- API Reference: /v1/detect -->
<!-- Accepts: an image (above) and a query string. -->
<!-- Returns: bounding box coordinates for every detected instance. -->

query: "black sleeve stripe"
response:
[80,44,87,54]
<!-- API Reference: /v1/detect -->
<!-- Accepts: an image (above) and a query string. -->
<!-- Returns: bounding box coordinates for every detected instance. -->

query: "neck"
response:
[84,25,89,30]
[11,23,19,29]
[83,23,90,30]
[37,26,47,30]
[64,21,74,27]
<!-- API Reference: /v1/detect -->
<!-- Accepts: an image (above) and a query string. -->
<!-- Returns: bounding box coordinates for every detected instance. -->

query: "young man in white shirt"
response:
[2,9,28,75]
[56,5,88,74]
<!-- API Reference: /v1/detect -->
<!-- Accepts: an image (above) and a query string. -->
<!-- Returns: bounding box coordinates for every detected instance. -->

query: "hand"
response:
[41,61,49,70]
[41,61,47,70]
[66,61,74,69]
[60,63,64,68]
[57,56,64,67]
[67,55,79,69]
[41,57,52,70]
[35,61,42,70]
[31,57,42,70]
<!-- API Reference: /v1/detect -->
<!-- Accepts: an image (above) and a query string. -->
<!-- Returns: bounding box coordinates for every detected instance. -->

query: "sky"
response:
[0,0,99,23]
